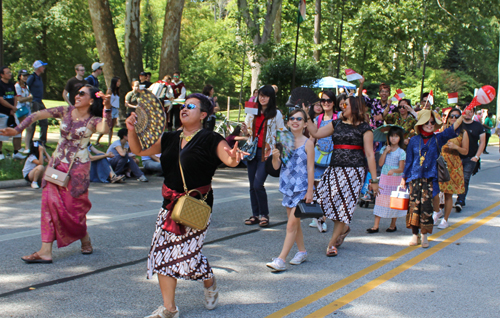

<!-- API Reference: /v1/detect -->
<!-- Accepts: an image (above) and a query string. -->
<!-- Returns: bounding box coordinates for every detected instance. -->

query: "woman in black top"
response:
[304,96,379,257]
[126,93,243,318]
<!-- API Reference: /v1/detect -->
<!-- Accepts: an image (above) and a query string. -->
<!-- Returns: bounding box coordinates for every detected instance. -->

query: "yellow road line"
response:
[266,200,500,318]
[306,208,500,317]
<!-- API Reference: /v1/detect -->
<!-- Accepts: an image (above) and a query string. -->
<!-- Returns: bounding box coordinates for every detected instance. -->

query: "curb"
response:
[0,179,29,189]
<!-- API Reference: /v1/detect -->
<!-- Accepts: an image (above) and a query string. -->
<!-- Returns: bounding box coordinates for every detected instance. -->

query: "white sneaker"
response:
[144,305,179,318]
[432,210,444,225]
[437,219,449,229]
[22,148,30,154]
[13,152,26,159]
[266,257,286,271]
[309,218,317,228]
[31,182,40,189]
[204,276,219,310]
[138,175,149,182]
[0,154,4,160]
[289,251,307,265]
[322,222,327,232]
[18,147,26,153]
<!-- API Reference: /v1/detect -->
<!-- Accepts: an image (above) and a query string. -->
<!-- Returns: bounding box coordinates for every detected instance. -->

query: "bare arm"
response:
[391,160,405,174]
[32,147,45,165]
[363,131,379,195]
[452,115,464,131]
[304,139,315,203]
[474,133,486,160]
[149,155,161,163]
[95,94,112,134]
[216,140,242,168]
[62,89,72,106]
[447,131,469,156]
[378,146,389,167]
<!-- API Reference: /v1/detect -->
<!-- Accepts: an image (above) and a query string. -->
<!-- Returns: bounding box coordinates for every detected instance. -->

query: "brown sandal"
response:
[244,216,260,225]
[259,216,269,227]
[21,252,53,264]
[326,246,338,257]
[81,238,93,254]
[335,226,351,247]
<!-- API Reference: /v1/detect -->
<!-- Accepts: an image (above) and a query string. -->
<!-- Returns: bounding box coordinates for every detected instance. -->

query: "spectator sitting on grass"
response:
[141,153,162,174]
[22,141,49,189]
[88,143,125,183]
[106,128,148,182]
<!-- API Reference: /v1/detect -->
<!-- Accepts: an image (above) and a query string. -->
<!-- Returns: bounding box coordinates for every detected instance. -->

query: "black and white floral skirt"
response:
[315,166,366,224]
[147,208,213,281]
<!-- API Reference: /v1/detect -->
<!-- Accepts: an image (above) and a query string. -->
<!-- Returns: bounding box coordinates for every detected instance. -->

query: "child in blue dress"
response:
[266,109,315,271]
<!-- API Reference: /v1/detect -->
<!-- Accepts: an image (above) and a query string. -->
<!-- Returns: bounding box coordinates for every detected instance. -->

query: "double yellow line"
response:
[267,200,500,318]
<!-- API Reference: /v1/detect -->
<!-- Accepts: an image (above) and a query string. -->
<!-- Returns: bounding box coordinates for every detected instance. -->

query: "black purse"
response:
[241,119,266,161]
[435,136,451,183]
[294,200,324,219]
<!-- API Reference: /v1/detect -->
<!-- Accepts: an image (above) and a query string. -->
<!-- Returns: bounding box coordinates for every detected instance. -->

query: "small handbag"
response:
[314,146,333,168]
[170,141,212,230]
[16,104,30,118]
[294,200,324,219]
[435,136,451,183]
[241,119,266,161]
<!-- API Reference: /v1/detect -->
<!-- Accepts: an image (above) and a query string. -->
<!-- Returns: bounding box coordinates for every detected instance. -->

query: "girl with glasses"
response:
[400,110,464,247]
[266,108,315,271]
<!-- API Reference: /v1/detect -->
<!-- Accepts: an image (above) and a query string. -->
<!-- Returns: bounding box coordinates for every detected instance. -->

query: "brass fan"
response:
[135,89,166,150]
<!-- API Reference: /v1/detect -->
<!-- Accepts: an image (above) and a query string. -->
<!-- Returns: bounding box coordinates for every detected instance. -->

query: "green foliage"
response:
[260,55,323,109]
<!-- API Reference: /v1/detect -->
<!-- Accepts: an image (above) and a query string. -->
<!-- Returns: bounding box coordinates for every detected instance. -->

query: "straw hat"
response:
[414,109,442,134]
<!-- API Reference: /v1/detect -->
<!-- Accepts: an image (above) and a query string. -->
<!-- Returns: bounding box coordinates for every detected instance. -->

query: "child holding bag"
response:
[367,126,406,233]
[266,109,315,271]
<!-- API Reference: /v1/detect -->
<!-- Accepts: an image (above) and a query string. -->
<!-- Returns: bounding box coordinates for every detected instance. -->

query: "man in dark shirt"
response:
[0,67,25,160]
[139,71,152,88]
[455,108,486,212]
[62,64,88,106]
[85,62,104,89]
[26,60,49,146]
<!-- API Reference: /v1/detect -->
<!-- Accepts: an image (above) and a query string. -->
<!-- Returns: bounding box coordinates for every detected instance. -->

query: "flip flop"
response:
[21,252,52,264]
[335,226,351,247]
[326,246,338,257]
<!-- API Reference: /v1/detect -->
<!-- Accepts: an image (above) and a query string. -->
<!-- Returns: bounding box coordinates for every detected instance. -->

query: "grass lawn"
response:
[44,99,66,109]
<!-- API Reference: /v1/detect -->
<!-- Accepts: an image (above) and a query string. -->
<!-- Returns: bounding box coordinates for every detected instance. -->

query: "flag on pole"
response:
[391,89,406,102]
[345,69,363,82]
[298,0,306,24]
[245,101,258,115]
[447,92,458,104]
[427,90,434,105]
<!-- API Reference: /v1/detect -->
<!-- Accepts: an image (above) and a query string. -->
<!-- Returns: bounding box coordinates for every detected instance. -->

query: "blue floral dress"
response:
[280,140,309,208]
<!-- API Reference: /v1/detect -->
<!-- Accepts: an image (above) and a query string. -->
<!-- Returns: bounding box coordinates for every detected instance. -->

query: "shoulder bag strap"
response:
[178,135,209,200]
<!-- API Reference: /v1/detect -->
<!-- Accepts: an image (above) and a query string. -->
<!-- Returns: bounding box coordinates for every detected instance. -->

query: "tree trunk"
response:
[0,0,3,66]
[124,0,143,82]
[336,3,344,78]
[88,0,132,125]
[159,0,186,79]
[313,0,321,62]
[274,4,281,44]
[238,0,283,93]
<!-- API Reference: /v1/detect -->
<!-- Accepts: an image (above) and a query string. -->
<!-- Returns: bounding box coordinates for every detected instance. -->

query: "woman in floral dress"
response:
[0,84,111,263]
[437,108,468,229]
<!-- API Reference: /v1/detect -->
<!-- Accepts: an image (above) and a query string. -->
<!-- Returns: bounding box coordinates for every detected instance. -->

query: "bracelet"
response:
[370,178,379,184]
[474,155,479,160]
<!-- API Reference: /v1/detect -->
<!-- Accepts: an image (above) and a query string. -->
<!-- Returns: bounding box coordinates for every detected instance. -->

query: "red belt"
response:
[334,145,363,150]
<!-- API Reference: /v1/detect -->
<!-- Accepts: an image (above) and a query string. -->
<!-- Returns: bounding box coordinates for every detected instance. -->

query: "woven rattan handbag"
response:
[171,140,211,230]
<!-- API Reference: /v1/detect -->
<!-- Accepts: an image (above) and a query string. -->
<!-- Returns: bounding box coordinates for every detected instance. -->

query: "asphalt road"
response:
[1,148,500,318]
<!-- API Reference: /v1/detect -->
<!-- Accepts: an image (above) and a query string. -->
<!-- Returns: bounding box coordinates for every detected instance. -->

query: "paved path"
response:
[1,148,500,317]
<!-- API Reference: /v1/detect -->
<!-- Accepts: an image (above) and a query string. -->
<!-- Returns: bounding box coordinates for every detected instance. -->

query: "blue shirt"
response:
[403,126,458,183]
[26,73,44,102]
[85,75,99,88]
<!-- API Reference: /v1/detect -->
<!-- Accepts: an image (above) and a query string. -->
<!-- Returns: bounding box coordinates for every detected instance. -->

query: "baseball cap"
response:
[18,69,29,76]
[139,71,147,76]
[92,62,105,71]
[33,60,47,69]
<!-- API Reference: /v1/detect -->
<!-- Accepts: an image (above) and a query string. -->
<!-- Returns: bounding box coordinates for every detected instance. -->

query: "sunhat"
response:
[373,124,406,142]
[414,109,442,134]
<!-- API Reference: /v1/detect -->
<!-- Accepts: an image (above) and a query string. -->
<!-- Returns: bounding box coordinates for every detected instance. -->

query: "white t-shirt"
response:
[22,154,38,177]
[15,82,30,110]
[110,93,120,108]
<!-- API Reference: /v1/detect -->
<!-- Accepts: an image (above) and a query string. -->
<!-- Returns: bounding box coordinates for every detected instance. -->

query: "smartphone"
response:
[33,141,39,147]
[139,84,146,90]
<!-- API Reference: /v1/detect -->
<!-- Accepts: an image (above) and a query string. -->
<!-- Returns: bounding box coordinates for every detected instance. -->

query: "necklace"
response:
[180,129,202,142]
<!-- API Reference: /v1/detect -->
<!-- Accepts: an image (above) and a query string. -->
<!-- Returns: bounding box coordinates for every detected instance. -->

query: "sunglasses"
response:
[180,103,197,110]
[289,116,304,122]
[424,120,436,125]
[320,99,333,103]
[173,75,179,78]
[340,102,348,109]
[76,91,88,96]
[448,114,460,119]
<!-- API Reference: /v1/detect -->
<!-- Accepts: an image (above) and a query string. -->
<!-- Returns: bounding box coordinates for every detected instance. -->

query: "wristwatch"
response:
[371,178,379,184]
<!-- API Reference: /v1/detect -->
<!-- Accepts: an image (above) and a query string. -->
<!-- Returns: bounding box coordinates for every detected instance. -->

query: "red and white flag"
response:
[345,69,363,82]
[447,92,458,104]
[427,90,434,106]
[245,101,258,115]
[391,89,405,102]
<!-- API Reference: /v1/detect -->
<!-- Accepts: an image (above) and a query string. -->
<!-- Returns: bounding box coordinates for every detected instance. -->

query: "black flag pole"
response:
[291,1,301,91]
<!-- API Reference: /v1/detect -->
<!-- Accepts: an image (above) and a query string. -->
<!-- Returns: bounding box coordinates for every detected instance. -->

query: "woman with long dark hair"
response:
[96,76,121,146]
[437,108,468,229]
[125,93,243,317]
[242,85,285,227]
[304,92,379,257]
[0,84,112,263]
[202,84,220,131]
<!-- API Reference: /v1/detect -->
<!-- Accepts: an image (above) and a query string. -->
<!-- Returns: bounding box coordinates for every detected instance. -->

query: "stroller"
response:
[358,172,375,208]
